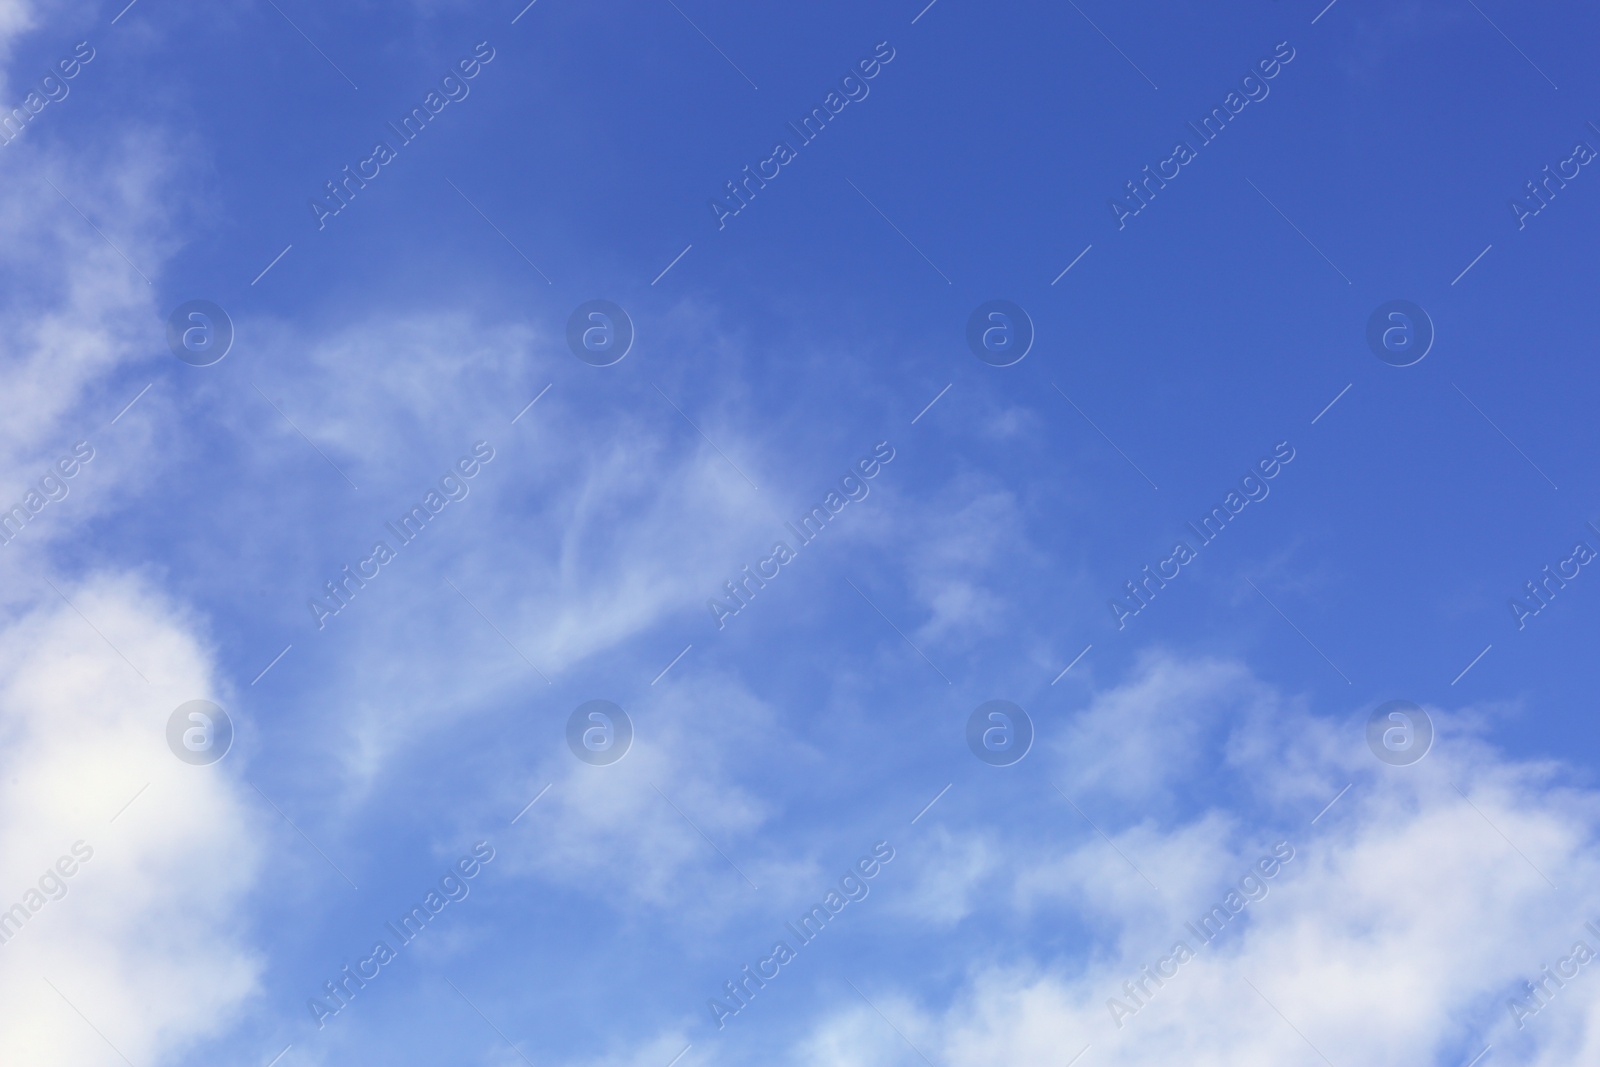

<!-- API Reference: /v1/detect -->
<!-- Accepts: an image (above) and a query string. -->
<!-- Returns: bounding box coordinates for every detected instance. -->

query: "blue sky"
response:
[3,1,1600,1065]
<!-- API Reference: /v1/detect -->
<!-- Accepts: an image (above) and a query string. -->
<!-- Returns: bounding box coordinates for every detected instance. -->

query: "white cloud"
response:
[0,18,268,1064]
[0,573,263,1067]
[890,824,998,927]
[502,672,817,916]
[792,988,939,1067]
[0,123,179,572]
[229,308,829,803]
[0,0,40,98]
[787,655,1600,1066]
[1053,653,1276,809]
[904,481,1026,647]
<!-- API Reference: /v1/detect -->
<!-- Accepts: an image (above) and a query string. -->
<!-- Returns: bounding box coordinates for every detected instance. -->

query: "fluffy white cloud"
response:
[791,655,1600,1066]
[0,573,262,1067]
